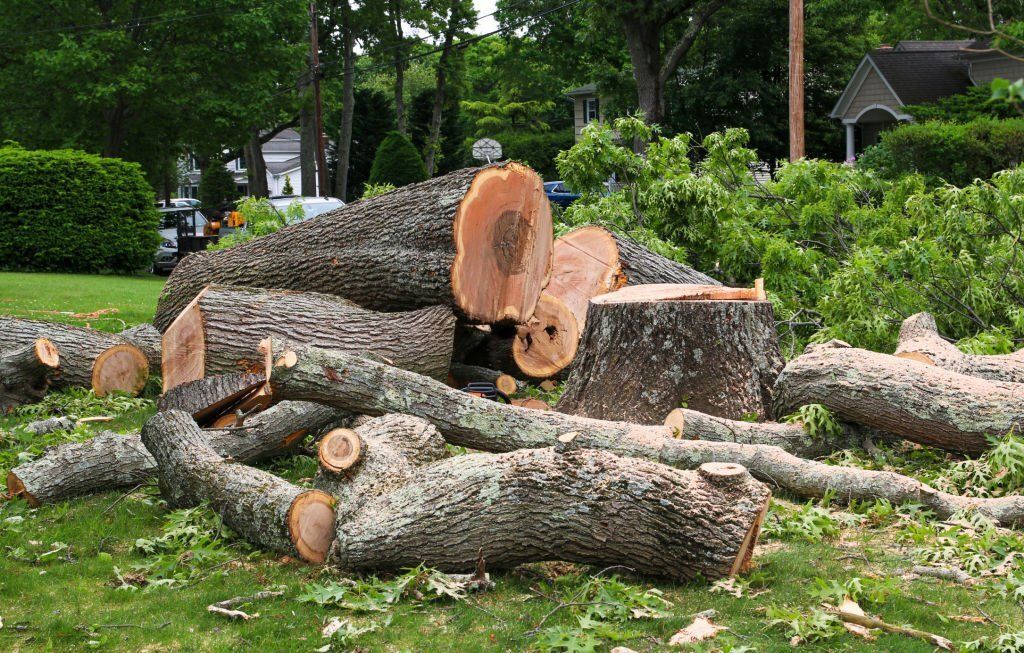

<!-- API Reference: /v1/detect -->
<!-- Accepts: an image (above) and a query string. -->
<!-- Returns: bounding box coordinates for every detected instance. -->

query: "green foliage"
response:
[15,387,154,421]
[281,174,294,195]
[784,404,843,440]
[963,632,1024,653]
[410,88,467,175]
[762,500,844,543]
[899,511,1024,577]
[0,146,159,273]
[905,85,1018,123]
[297,564,473,612]
[198,161,238,211]
[489,129,574,180]
[766,605,842,644]
[808,575,899,607]
[209,196,302,250]
[360,182,397,200]
[368,131,428,188]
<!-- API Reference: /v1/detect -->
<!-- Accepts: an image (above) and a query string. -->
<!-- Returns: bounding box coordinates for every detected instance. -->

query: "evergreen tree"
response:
[369,131,428,187]
[199,162,238,210]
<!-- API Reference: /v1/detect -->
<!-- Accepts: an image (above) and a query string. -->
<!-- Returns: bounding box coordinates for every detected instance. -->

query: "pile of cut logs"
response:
[5,162,1024,583]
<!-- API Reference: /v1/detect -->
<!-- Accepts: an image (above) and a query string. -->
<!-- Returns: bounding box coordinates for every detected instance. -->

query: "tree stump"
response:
[0,338,60,412]
[153,163,553,330]
[894,312,1024,383]
[161,284,456,391]
[555,283,783,423]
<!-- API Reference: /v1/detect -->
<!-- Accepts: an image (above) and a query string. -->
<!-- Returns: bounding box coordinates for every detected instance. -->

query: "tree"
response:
[369,131,428,187]
[199,162,238,211]
[421,0,475,175]
[411,90,466,175]
[327,88,395,201]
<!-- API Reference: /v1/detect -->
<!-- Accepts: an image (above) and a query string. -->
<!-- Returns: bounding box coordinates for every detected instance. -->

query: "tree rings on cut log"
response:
[546,226,627,327]
[511,293,580,378]
[288,490,337,564]
[592,281,766,304]
[452,162,553,323]
[319,428,362,473]
[511,397,552,411]
[91,344,149,396]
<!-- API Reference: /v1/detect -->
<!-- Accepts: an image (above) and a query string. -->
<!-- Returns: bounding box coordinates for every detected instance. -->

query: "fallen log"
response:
[0,338,59,412]
[153,163,553,331]
[6,401,340,506]
[119,323,162,371]
[774,340,1024,454]
[161,285,455,391]
[510,293,580,379]
[0,318,148,396]
[895,312,1024,383]
[158,372,266,426]
[266,344,1024,526]
[556,283,782,422]
[449,363,522,396]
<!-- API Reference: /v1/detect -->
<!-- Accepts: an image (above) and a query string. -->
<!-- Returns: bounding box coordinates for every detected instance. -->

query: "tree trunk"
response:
[153,163,553,330]
[556,283,782,422]
[0,338,60,412]
[333,2,356,201]
[158,372,267,425]
[119,323,162,371]
[141,410,337,563]
[775,339,1024,454]
[7,401,341,506]
[0,318,148,396]
[389,0,407,135]
[300,96,318,196]
[895,312,1024,383]
[245,130,270,199]
[266,343,1024,527]
[622,18,663,127]
[161,284,455,391]
[424,4,458,176]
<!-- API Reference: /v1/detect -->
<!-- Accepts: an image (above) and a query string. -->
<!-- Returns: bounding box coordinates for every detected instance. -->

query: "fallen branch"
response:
[895,312,1024,383]
[206,590,284,620]
[835,608,953,650]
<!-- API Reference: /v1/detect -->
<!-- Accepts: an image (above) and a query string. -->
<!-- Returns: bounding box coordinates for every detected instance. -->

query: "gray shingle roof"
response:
[867,49,972,105]
[893,40,973,52]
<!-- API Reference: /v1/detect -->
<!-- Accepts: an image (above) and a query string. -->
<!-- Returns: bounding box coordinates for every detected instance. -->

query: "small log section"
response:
[161,285,455,391]
[0,318,148,396]
[449,363,523,396]
[158,372,267,426]
[556,282,782,422]
[7,401,340,506]
[119,323,162,371]
[895,312,1024,383]
[153,162,553,331]
[267,344,1024,527]
[510,227,721,379]
[142,410,337,563]
[0,338,59,412]
[775,340,1024,455]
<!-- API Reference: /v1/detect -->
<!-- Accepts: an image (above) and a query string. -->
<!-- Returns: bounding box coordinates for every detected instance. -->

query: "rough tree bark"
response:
[775,340,1024,455]
[158,372,267,425]
[161,284,455,391]
[7,401,341,506]
[894,312,1024,383]
[142,410,337,563]
[556,283,782,422]
[332,0,356,201]
[119,323,162,371]
[244,130,270,198]
[0,338,60,412]
[0,318,148,396]
[266,344,1024,527]
[153,163,552,330]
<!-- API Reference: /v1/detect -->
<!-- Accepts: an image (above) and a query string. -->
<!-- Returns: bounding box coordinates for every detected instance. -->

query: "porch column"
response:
[845,123,856,161]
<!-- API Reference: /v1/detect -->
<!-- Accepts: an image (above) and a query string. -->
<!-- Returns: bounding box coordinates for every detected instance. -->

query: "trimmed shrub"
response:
[0,146,159,273]
[369,131,428,188]
[858,118,1024,186]
[490,129,575,180]
[199,161,238,210]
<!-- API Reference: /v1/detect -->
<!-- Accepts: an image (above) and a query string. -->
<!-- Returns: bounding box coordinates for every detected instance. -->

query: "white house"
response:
[178,128,307,198]
[566,84,605,142]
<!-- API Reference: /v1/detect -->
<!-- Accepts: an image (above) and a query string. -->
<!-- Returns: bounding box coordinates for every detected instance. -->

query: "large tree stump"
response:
[895,312,1024,383]
[161,284,455,391]
[119,324,162,371]
[153,163,553,331]
[141,410,337,563]
[6,401,341,506]
[0,338,59,412]
[510,227,721,379]
[555,283,783,422]
[0,318,148,396]
[775,340,1024,455]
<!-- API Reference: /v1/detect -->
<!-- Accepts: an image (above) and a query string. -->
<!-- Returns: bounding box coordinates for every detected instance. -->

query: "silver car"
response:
[153,208,210,274]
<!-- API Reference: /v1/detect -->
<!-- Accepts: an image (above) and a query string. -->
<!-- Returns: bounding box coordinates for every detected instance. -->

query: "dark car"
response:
[544,181,581,208]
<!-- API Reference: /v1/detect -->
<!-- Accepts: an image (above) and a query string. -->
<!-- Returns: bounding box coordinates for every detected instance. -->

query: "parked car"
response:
[155,198,201,209]
[544,181,581,208]
[153,207,212,274]
[269,195,345,223]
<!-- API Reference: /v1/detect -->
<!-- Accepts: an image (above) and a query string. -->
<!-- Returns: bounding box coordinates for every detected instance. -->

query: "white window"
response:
[235,153,247,171]
[584,97,600,124]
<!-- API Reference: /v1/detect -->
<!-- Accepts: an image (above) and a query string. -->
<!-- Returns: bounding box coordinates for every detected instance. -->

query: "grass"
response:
[2,273,1023,652]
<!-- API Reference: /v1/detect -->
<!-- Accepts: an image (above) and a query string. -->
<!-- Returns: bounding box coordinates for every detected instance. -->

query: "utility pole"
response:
[310,1,329,196]
[788,0,805,161]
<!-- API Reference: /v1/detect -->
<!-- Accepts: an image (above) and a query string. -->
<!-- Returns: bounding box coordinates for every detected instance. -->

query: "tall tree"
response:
[330,0,358,199]
[423,0,475,175]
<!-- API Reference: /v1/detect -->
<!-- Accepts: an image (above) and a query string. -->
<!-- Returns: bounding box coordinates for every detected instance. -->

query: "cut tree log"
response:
[0,318,148,396]
[895,312,1024,383]
[158,372,267,426]
[775,340,1024,454]
[510,293,580,379]
[332,449,770,581]
[153,163,553,331]
[119,324,162,371]
[448,363,522,395]
[0,338,59,412]
[6,401,340,506]
[555,282,782,422]
[266,343,1024,526]
[141,410,337,563]
[161,285,456,391]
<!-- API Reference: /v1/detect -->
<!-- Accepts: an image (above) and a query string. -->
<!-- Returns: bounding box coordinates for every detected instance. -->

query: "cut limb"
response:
[511,293,580,378]
[449,363,523,395]
[119,324,162,371]
[0,318,148,396]
[774,340,1024,454]
[0,338,59,412]
[6,401,340,506]
[153,162,553,331]
[556,283,782,422]
[142,410,337,563]
[895,312,1024,383]
[266,344,1024,527]
[161,284,456,391]
[331,448,770,581]
[158,373,266,426]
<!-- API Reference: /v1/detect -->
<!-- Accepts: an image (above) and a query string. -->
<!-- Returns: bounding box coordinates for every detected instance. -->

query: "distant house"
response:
[566,84,605,142]
[178,129,307,198]
[831,40,1024,159]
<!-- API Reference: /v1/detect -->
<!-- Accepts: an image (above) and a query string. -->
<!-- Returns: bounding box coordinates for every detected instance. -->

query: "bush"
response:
[199,161,238,210]
[490,129,574,180]
[0,145,159,273]
[858,118,1024,186]
[369,131,427,188]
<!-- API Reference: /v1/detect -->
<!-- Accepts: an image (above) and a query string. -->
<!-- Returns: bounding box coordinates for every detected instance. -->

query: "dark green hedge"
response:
[369,131,428,187]
[0,146,159,273]
[858,118,1024,186]
[490,129,575,180]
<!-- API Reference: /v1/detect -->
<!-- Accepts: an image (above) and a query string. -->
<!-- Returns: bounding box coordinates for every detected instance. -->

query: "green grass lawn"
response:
[1,273,1023,652]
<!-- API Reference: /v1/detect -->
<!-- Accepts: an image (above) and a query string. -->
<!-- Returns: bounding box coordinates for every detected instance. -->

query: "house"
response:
[566,84,605,142]
[831,40,1024,159]
[178,128,308,199]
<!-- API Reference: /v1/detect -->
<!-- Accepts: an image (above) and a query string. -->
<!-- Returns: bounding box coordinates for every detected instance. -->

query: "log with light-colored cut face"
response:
[0,338,60,412]
[894,312,1024,382]
[546,226,627,327]
[318,428,362,473]
[511,293,580,378]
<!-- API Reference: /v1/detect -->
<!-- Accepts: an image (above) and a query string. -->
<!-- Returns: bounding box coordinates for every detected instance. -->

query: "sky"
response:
[473,0,500,34]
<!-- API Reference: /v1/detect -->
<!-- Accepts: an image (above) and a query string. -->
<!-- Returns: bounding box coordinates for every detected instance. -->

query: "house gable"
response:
[831,56,905,121]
